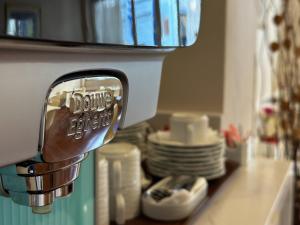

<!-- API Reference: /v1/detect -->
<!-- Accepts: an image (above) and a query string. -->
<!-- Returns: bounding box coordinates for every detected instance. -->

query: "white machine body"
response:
[0,46,167,166]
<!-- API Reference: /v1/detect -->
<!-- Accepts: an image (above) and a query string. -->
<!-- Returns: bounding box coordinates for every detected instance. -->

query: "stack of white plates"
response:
[147,131,226,180]
[112,122,151,159]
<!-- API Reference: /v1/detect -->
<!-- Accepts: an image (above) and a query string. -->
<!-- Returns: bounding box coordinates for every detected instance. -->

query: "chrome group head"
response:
[0,72,125,213]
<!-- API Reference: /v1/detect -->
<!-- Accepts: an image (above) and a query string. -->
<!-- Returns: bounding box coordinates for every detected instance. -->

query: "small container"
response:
[226,138,255,166]
[142,176,207,221]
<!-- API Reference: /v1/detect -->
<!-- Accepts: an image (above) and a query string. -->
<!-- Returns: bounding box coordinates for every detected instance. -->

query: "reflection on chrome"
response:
[1,0,201,47]
[42,75,124,163]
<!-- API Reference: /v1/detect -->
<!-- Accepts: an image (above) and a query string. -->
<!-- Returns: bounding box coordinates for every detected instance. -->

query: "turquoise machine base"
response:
[0,153,95,225]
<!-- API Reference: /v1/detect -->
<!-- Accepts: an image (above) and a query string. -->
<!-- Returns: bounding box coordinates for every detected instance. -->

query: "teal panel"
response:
[0,153,95,225]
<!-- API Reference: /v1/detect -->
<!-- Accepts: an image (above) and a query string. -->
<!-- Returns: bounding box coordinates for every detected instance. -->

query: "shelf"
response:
[125,160,240,225]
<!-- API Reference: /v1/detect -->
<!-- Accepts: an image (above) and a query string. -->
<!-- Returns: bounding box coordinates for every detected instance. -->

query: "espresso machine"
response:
[0,0,201,223]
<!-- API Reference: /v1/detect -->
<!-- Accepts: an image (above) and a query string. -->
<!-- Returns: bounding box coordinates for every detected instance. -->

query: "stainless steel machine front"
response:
[0,71,125,213]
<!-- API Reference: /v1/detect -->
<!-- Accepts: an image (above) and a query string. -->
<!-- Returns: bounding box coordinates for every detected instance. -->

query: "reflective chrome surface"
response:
[54,182,74,198]
[9,182,74,209]
[0,176,9,197]
[10,191,54,207]
[0,71,125,213]
[0,0,201,47]
[42,75,124,163]
[0,154,86,212]
[16,154,87,175]
[2,163,81,192]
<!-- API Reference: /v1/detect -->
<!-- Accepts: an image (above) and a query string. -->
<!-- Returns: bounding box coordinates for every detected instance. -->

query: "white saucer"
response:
[148,146,225,157]
[148,152,224,163]
[147,164,226,180]
[147,158,225,170]
[148,130,224,148]
[148,142,225,154]
[148,163,225,175]
[147,164,225,176]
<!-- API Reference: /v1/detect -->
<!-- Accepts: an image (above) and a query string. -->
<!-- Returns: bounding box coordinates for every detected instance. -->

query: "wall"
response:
[221,0,257,132]
[158,0,226,114]
[157,0,258,133]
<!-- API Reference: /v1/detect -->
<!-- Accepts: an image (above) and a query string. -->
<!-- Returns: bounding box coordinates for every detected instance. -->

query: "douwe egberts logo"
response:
[67,89,115,140]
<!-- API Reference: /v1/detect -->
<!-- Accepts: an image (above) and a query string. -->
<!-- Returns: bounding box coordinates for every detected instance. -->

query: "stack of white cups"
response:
[98,143,141,225]
[95,156,109,225]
